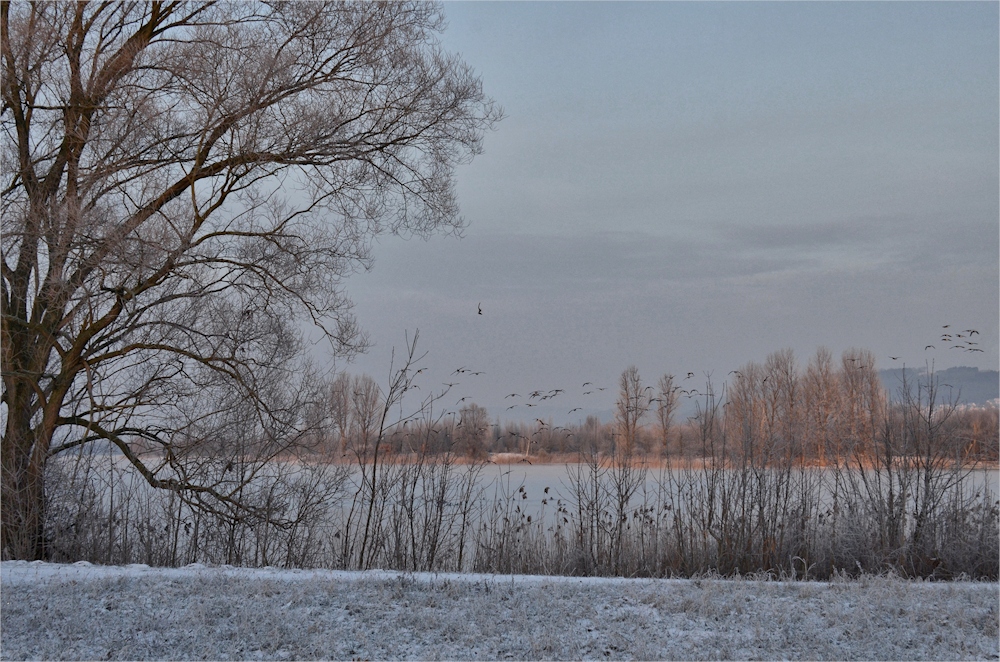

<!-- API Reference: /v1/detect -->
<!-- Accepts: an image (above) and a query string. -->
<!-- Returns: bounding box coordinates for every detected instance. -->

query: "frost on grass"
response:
[2,562,998,661]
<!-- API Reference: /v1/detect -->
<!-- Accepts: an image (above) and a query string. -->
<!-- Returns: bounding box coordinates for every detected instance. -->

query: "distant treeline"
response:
[323,348,999,465]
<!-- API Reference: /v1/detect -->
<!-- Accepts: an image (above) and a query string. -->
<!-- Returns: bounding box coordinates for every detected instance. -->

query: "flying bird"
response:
[582,382,592,387]
[889,356,900,361]
[686,372,695,379]
[478,303,482,315]
[568,408,582,413]
[505,393,520,399]
[925,345,935,350]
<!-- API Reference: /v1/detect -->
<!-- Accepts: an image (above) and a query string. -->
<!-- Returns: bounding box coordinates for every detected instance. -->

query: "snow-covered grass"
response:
[2,561,997,660]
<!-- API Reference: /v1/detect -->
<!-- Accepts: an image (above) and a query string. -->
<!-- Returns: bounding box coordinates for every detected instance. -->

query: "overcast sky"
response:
[339,1,998,424]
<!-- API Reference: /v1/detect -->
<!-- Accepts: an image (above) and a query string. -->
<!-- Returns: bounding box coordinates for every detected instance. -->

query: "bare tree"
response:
[838,348,885,459]
[614,365,650,458]
[656,373,678,458]
[1,1,499,559]
[456,403,489,460]
[803,347,840,464]
[329,372,352,456]
[348,374,382,461]
[764,348,801,460]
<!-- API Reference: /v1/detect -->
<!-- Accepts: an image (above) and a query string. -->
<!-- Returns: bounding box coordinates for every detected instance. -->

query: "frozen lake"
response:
[476,462,1000,517]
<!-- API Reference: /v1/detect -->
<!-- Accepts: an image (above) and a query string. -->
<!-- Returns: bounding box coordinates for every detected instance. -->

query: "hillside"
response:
[880,366,999,405]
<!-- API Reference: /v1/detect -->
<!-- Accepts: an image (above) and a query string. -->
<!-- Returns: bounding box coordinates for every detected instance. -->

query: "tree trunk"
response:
[1,389,47,559]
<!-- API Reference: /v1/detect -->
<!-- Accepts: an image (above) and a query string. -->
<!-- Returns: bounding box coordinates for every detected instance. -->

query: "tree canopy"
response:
[1,0,499,559]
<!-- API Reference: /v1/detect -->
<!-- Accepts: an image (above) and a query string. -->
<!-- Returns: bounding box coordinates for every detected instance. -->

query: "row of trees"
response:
[322,348,998,466]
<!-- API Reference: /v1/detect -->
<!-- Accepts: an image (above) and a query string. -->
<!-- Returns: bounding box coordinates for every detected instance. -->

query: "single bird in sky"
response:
[478,303,482,315]
[889,356,900,361]
[925,345,935,350]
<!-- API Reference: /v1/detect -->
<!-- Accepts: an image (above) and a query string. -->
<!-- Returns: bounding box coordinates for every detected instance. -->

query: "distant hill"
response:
[879,366,999,406]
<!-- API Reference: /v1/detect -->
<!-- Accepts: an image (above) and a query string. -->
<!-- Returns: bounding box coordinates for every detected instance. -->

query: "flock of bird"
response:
[920,326,983,354]
[500,383,607,414]
[457,307,986,420]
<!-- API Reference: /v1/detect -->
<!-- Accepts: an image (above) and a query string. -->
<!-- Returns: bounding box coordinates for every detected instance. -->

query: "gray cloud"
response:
[321,2,998,425]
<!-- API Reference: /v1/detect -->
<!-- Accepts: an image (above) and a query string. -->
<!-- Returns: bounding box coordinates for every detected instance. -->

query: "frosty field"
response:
[2,561,997,661]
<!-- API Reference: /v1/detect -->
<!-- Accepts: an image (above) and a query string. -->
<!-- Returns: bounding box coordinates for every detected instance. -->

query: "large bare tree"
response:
[1,1,499,559]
